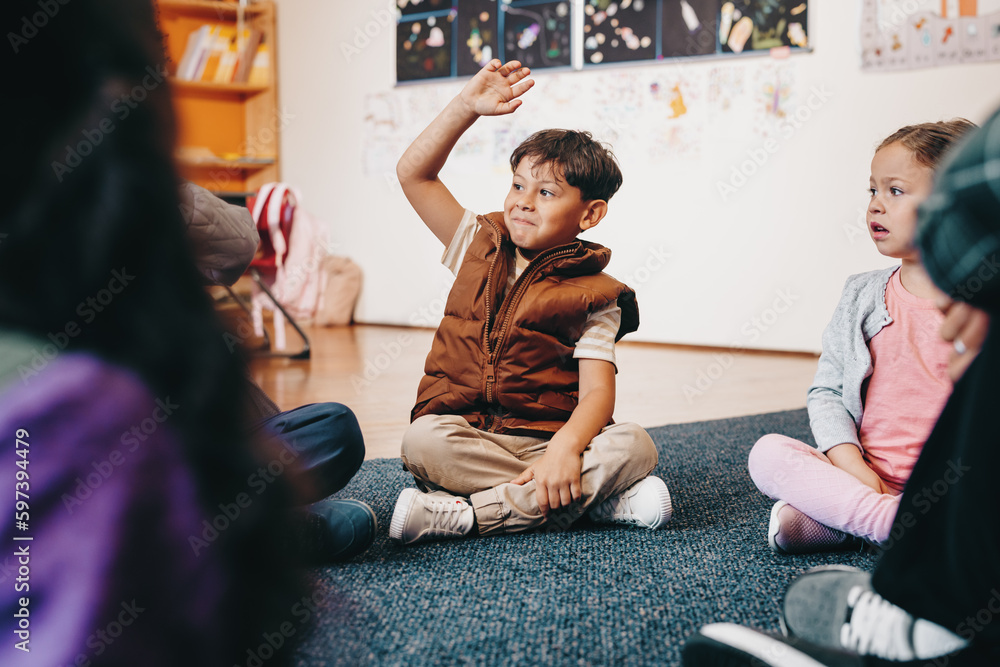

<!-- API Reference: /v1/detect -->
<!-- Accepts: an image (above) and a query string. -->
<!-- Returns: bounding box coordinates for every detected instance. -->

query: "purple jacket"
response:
[0,337,232,666]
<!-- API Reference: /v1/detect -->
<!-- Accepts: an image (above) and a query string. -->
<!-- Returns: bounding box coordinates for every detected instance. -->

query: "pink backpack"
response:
[248,183,361,351]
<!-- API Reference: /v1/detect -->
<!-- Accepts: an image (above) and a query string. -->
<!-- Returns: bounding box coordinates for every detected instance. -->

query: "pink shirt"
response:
[858,270,952,491]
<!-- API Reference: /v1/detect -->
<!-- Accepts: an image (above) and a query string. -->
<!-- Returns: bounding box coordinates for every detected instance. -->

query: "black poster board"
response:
[395,0,809,83]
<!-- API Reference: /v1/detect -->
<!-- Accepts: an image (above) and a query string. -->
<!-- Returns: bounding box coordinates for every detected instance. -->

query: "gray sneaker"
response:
[768,501,866,555]
[588,476,672,529]
[782,566,968,661]
[388,488,475,545]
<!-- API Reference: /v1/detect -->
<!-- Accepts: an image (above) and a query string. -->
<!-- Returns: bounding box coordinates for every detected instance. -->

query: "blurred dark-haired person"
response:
[0,1,301,664]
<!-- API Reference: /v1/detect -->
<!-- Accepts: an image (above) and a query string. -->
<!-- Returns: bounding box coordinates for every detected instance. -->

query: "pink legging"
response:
[747,434,902,545]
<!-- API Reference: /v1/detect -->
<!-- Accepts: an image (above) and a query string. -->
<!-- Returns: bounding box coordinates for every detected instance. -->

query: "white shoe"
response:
[839,585,968,660]
[588,476,672,529]
[388,488,475,545]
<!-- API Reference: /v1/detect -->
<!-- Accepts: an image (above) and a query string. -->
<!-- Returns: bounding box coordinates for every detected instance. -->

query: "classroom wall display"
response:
[395,0,810,83]
[860,0,1000,70]
[457,0,500,74]
[719,1,809,54]
[584,0,658,64]
[661,0,719,58]
[505,1,574,68]
[397,12,455,81]
[368,57,801,181]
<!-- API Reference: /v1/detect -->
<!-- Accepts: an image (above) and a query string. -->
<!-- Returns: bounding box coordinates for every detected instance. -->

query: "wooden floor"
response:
[248,324,819,460]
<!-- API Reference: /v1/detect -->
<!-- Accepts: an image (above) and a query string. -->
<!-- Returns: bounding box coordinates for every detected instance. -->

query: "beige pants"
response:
[400,414,658,537]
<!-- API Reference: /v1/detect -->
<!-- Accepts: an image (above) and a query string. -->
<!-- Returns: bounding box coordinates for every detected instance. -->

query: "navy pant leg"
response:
[257,402,365,504]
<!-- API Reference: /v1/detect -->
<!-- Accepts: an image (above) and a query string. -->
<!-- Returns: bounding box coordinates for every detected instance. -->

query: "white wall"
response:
[275,1,1000,353]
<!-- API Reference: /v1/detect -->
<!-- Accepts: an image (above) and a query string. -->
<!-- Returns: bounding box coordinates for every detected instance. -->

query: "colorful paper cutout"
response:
[861,0,1000,70]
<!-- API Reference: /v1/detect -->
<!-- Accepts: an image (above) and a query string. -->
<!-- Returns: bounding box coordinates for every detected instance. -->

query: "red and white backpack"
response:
[247,183,361,349]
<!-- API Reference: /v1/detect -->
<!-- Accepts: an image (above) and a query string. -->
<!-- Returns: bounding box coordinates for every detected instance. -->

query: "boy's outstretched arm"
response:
[395,59,534,246]
[510,359,616,515]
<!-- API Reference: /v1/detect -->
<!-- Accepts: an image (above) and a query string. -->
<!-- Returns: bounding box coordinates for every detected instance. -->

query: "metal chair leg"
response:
[223,270,311,360]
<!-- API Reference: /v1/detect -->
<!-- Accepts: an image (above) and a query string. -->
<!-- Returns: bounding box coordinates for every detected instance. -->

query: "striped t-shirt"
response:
[441,210,620,367]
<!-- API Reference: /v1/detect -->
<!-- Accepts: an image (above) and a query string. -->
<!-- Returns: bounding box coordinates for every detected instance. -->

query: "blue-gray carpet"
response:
[295,409,877,667]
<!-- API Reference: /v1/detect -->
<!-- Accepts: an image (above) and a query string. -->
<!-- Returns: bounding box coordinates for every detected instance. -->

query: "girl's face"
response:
[867,142,935,261]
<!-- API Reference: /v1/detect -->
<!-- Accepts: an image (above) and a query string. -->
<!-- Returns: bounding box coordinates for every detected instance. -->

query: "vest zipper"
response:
[480,221,578,430]
[481,217,504,432]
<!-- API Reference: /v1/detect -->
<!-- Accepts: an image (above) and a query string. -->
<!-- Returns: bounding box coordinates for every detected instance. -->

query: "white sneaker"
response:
[839,585,968,660]
[588,476,672,529]
[388,488,475,545]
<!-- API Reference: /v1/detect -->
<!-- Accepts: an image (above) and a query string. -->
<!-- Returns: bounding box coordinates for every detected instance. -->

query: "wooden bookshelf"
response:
[155,0,279,197]
[175,155,276,170]
[159,0,269,17]
[170,78,269,95]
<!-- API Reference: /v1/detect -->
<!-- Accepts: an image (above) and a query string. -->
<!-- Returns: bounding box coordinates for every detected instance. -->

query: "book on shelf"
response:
[176,24,212,80]
[200,26,233,82]
[175,23,268,85]
[233,29,263,83]
[247,37,269,85]
[215,28,246,83]
[193,26,220,81]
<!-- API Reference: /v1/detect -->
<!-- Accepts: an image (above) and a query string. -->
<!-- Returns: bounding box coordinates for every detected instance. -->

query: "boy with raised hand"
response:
[389,59,671,546]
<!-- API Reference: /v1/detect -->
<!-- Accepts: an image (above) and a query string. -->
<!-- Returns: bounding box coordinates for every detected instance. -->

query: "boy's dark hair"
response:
[877,118,977,168]
[510,129,623,202]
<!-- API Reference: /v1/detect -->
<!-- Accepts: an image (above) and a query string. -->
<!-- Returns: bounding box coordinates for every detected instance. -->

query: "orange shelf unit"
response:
[155,0,279,196]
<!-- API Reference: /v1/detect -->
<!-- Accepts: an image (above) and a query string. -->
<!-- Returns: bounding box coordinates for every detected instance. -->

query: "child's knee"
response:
[633,427,658,471]
[604,423,658,473]
[747,434,791,489]
[748,433,788,466]
[400,414,465,466]
[400,415,438,465]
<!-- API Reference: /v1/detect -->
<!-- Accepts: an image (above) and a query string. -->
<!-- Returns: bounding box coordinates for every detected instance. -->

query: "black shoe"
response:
[292,498,377,564]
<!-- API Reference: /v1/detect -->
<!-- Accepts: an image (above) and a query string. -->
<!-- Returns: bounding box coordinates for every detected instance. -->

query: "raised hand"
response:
[396,59,534,247]
[459,59,534,117]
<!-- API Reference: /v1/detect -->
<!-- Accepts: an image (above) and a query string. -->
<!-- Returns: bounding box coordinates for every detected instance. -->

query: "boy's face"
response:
[867,142,934,262]
[503,157,601,259]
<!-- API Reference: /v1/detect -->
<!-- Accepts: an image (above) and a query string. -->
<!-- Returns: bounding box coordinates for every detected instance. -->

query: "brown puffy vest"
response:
[411,212,640,436]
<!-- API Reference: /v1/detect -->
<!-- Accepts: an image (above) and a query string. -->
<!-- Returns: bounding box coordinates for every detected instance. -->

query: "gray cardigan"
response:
[807,266,898,453]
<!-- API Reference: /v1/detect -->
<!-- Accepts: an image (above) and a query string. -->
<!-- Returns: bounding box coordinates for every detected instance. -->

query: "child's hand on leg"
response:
[826,443,891,494]
[510,440,583,515]
[459,59,534,117]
